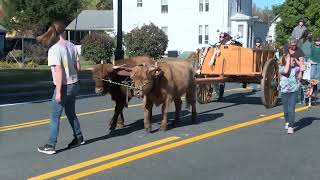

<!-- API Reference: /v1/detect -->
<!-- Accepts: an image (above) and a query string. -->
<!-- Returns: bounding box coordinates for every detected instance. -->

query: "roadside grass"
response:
[0,60,96,85]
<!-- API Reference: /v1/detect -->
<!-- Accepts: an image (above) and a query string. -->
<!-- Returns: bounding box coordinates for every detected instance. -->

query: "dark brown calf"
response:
[130,60,197,132]
[91,56,153,130]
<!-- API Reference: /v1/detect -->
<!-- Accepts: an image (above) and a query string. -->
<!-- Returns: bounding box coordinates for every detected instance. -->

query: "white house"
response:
[113,0,268,52]
[267,15,281,43]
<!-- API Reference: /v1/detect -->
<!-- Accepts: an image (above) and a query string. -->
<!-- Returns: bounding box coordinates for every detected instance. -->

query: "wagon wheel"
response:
[261,59,279,108]
[197,83,225,104]
[197,84,211,104]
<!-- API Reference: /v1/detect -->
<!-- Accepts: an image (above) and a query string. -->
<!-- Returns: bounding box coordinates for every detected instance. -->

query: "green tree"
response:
[273,0,320,45]
[124,23,168,59]
[0,0,80,36]
[81,32,115,64]
[80,0,112,10]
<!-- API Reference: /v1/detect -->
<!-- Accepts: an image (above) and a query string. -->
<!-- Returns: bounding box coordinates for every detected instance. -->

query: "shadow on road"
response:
[56,109,224,154]
[294,117,320,132]
[219,91,281,108]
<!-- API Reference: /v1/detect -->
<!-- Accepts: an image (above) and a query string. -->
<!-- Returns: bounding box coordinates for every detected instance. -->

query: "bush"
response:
[24,43,48,65]
[124,23,168,59]
[5,50,23,62]
[81,32,115,64]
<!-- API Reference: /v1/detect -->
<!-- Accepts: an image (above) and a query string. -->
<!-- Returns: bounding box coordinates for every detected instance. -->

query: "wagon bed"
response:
[194,45,279,108]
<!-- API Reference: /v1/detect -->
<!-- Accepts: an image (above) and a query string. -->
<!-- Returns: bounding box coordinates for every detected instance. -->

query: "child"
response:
[279,39,301,134]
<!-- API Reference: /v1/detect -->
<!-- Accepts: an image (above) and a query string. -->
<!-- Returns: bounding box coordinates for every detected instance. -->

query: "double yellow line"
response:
[0,87,252,133]
[0,103,143,132]
[28,136,180,180]
[28,106,310,180]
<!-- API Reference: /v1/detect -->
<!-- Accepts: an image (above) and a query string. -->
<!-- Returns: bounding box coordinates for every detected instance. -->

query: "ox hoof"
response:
[159,127,167,132]
[109,123,117,131]
[116,123,124,129]
[145,128,152,133]
[109,126,116,131]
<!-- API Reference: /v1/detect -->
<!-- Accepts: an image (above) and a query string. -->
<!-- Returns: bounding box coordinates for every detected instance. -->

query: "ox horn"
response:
[149,66,160,71]
[86,67,94,71]
[113,64,127,69]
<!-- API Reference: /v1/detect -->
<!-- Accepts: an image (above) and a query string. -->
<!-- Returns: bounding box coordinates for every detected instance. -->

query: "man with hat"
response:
[292,18,307,40]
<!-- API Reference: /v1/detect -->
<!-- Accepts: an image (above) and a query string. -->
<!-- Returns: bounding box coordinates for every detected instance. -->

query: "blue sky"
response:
[253,0,285,8]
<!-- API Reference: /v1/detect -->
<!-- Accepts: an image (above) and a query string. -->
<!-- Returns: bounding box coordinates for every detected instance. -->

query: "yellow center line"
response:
[0,103,143,132]
[27,136,180,180]
[0,87,250,132]
[58,106,309,180]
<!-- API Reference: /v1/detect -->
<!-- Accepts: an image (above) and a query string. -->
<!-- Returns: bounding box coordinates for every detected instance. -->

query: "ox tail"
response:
[185,69,196,109]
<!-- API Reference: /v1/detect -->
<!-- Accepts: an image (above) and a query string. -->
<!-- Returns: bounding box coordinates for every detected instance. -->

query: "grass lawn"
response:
[0,60,96,85]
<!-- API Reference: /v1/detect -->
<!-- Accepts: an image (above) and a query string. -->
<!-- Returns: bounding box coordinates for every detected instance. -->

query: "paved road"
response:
[0,83,319,180]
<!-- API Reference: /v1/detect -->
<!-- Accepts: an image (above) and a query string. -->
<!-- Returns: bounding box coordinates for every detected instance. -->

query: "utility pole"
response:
[114,0,124,60]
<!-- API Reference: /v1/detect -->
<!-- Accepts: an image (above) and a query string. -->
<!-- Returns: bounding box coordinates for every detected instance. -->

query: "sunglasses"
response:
[219,36,224,38]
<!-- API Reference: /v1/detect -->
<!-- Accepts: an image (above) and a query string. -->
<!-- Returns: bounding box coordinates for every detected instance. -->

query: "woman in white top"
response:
[37,21,85,155]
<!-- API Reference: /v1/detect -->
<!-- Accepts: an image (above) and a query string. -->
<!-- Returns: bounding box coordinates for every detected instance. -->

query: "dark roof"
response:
[0,24,8,33]
[66,10,114,31]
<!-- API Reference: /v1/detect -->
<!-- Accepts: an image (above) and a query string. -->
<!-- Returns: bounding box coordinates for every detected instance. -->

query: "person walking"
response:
[279,49,301,134]
[37,21,85,154]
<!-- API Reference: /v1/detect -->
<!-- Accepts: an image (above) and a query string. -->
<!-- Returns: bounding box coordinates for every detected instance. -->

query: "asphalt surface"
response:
[0,83,320,180]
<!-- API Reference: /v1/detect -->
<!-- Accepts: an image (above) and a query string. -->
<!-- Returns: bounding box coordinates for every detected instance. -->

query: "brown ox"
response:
[92,56,153,130]
[130,60,197,132]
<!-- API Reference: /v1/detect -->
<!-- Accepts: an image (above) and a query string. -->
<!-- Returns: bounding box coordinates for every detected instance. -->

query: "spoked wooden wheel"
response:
[261,59,279,108]
[197,84,211,104]
[197,83,225,104]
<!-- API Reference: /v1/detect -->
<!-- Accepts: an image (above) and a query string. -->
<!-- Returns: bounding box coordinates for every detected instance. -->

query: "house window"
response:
[137,0,142,7]
[161,0,168,13]
[198,25,203,44]
[204,25,209,44]
[238,24,244,37]
[199,0,203,12]
[161,26,168,35]
[205,0,209,12]
[237,0,242,12]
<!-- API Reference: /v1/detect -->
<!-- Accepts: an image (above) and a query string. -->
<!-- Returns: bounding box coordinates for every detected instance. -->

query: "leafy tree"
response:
[124,23,168,59]
[0,0,80,36]
[80,0,112,10]
[273,0,320,45]
[81,32,115,64]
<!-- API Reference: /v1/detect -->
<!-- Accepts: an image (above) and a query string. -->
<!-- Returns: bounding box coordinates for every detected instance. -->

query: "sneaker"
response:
[68,137,85,148]
[285,122,289,130]
[38,144,56,155]
[287,127,294,134]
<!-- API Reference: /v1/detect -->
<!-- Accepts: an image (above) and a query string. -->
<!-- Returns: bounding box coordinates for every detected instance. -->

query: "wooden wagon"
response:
[194,45,279,108]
